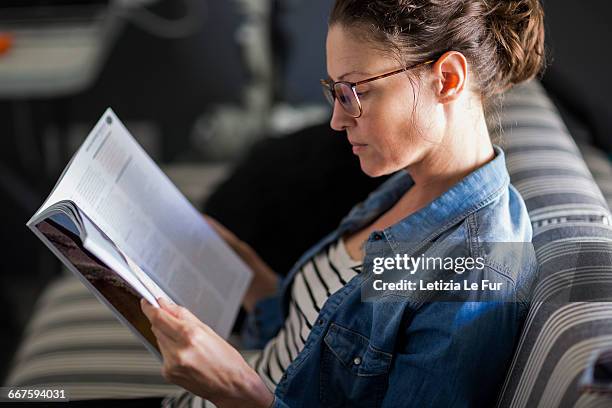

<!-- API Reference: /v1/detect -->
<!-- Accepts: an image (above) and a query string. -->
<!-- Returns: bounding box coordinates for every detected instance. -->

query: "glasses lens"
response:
[335,83,361,117]
[321,83,335,106]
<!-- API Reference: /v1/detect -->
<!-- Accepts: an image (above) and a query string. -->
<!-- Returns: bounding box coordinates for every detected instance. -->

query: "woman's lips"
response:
[352,145,367,154]
[349,140,368,154]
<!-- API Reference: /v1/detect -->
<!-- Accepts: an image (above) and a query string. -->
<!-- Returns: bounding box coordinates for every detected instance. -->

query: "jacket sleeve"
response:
[381,298,525,407]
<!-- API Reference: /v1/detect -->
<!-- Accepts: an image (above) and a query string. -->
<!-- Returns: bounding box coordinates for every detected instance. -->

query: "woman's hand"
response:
[141,298,274,408]
[204,215,279,313]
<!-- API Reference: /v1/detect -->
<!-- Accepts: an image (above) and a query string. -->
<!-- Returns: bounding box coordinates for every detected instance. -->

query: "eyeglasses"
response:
[320,59,435,118]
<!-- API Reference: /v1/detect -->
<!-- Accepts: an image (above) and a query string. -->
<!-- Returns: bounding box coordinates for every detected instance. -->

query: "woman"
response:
[141,0,545,406]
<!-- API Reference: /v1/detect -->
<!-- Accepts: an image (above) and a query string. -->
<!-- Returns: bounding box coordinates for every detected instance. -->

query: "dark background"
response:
[0,0,611,382]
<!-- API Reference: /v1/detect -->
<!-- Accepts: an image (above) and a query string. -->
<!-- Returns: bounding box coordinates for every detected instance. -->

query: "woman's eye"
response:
[356,91,367,98]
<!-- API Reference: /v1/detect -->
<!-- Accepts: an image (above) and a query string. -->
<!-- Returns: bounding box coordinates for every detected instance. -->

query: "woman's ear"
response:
[442,72,460,93]
[433,51,468,103]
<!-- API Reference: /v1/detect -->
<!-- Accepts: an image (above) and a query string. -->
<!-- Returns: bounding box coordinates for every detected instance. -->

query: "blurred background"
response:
[0,0,610,383]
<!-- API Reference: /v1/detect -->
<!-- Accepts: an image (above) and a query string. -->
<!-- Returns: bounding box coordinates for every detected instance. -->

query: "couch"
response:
[5,80,612,407]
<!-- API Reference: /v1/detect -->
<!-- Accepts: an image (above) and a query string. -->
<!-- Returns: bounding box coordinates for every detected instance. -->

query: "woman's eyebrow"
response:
[334,70,371,81]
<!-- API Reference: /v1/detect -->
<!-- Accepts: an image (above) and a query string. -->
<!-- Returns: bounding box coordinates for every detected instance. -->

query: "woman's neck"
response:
[403,107,495,205]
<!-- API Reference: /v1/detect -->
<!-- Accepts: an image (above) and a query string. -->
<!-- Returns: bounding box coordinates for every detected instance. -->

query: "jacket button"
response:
[353,356,362,365]
[318,318,325,325]
[373,232,382,241]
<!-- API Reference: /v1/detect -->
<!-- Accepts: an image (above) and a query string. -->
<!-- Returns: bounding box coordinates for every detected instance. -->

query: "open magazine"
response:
[27,108,252,360]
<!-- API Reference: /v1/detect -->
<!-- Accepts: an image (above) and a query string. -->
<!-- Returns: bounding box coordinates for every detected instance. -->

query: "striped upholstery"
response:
[5,272,183,399]
[495,81,612,408]
[6,80,612,407]
[579,143,612,209]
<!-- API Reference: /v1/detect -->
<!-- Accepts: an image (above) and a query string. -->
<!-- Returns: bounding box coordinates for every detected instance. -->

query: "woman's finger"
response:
[158,297,181,316]
[141,299,184,341]
[158,298,205,328]
[140,298,159,323]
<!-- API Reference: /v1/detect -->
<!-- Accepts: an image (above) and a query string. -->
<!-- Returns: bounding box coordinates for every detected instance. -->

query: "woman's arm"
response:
[141,298,274,408]
[205,216,279,313]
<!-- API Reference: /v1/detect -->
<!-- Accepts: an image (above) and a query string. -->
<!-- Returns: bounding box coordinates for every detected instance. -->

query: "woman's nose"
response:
[330,100,354,131]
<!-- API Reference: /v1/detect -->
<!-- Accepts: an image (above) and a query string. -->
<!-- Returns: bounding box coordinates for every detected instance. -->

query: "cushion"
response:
[5,276,181,399]
[494,81,612,408]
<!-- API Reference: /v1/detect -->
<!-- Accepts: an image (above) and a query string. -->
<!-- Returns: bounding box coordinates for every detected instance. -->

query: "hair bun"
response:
[483,0,546,94]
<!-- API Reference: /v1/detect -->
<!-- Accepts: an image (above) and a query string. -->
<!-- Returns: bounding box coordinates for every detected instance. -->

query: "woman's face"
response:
[326,25,442,178]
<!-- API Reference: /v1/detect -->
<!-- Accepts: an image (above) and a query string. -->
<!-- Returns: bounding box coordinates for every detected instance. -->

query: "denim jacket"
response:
[243,145,538,407]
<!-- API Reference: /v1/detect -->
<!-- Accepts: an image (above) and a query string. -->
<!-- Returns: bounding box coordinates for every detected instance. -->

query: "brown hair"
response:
[329,0,546,99]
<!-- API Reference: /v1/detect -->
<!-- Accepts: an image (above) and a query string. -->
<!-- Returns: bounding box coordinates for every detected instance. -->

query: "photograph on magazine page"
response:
[1,0,612,407]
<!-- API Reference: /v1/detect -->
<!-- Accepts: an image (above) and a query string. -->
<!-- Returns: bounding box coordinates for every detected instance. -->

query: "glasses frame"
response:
[320,59,435,118]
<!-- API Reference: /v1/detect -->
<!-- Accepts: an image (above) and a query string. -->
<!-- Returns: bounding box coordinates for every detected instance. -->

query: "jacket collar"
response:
[339,145,510,255]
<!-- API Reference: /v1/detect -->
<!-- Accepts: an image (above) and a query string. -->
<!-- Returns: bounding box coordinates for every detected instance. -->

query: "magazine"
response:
[27,108,252,359]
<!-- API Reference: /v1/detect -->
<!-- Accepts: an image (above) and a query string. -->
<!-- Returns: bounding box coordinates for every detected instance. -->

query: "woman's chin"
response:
[359,156,404,178]
[359,160,387,178]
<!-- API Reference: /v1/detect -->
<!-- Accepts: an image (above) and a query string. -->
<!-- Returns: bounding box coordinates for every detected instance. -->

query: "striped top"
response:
[248,238,362,391]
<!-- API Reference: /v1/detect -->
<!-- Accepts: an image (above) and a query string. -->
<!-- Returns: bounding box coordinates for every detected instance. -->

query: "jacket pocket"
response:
[320,322,392,407]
